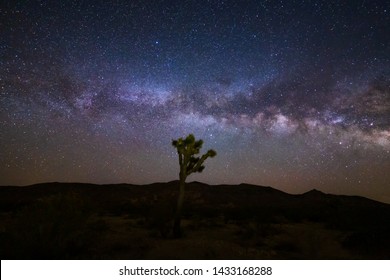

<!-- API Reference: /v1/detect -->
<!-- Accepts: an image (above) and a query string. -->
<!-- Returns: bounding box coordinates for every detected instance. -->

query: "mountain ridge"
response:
[0,180,388,205]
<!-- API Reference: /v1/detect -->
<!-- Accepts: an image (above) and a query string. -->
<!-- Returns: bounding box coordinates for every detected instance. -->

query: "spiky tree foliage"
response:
[172,134,216,237]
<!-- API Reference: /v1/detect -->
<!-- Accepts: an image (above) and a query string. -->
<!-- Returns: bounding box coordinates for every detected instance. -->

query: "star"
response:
[0,0,389,203]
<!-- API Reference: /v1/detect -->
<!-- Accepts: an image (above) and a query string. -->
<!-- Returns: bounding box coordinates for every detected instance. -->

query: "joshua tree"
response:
[171,134,216,237]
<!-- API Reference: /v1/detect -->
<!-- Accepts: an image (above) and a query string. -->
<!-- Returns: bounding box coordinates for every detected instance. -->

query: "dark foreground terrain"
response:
[1,181,390,259]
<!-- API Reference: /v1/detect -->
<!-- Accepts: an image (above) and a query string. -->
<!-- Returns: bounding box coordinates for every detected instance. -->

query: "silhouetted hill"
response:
[0,181,388,209]
[1,181,389,226]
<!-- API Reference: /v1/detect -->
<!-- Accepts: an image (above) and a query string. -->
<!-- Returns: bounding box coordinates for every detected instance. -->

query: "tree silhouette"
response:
[171,134,217,238]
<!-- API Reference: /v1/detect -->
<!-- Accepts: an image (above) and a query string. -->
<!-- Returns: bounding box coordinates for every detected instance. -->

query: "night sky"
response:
[1,0,389,203]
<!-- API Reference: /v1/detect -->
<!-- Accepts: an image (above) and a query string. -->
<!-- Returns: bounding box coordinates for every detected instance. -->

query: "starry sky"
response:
[1,0,389,203]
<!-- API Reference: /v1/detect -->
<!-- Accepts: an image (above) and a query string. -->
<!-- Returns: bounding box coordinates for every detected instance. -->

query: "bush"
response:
[146,200,175,238]
[0,192,94,259]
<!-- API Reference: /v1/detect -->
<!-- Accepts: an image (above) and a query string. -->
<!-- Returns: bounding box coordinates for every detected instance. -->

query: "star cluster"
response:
[1,0,389,202]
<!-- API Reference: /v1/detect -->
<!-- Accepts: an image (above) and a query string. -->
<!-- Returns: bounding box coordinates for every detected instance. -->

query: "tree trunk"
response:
[173,174,186,238]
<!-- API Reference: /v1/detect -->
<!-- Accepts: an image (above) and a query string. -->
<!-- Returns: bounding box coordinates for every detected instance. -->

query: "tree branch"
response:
[187,153,209,175]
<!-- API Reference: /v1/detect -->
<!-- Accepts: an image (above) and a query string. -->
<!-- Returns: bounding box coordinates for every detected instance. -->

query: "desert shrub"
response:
[234,220,281,249]
[0,192,94,259]
[146,200,175,238]
[235,222,257,240]
[342,227,390,258]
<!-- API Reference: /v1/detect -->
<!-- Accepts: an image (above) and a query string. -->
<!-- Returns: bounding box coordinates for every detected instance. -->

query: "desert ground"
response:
[1,181,389,259]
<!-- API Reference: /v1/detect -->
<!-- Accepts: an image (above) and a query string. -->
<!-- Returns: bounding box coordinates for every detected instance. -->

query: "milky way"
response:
[1,0,389,202]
